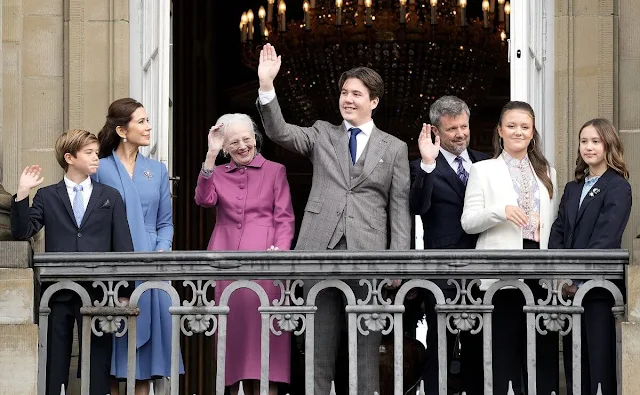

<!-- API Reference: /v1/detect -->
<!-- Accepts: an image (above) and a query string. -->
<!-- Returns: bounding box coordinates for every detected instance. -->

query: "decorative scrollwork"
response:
[536,312,572,336]
[445,279,482,305]
[272,280,304,307]
[90,280,130,336]
[357,312,393,336]
[179,280,218,336]
[357,279,392,306]
[271,313,306,336]
[446,312,483,335]
[182,280,216,307]
[92,280,130,308]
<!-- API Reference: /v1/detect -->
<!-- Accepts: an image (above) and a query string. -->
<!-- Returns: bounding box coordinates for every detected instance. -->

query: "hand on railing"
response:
[267,245,281,251]
[562,282,578,298]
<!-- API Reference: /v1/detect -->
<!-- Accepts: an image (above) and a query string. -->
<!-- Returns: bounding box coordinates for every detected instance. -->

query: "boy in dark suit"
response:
[11,129,134,395]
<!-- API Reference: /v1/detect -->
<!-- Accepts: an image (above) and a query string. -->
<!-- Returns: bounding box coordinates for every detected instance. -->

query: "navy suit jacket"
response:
[11,180,134,253]
[410,149,490,249]
[549,168,632,250]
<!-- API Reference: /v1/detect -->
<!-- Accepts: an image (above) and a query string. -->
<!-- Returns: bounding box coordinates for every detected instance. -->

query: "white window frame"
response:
[510,0,555,166]
[129,0,172,171]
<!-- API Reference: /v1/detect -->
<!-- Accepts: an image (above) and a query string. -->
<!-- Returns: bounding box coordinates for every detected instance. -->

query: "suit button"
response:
[237,223,242,229]
[236,209,242,214]
[239,183,245,189]
[237,196,243,200]
[77,232,82,238]
[240,168,245,174]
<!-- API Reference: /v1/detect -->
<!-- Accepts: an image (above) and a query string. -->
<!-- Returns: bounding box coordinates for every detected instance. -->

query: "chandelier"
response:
[240,0,511,139]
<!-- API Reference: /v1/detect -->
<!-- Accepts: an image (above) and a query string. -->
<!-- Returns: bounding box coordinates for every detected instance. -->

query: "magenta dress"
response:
[194,154,295,386]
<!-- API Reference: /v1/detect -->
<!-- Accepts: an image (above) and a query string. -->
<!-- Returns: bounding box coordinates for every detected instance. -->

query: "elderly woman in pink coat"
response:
[194,113,294,395]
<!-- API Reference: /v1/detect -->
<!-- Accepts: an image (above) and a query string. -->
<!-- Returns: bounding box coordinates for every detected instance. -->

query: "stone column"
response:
[618,0,640,392]
[0,242,37,395]
[66,0,130,132]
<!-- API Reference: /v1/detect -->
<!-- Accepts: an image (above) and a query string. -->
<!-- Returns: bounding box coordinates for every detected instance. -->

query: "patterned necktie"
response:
[72,185,85,227]
[348,127,362,165]
[454,156,469,185]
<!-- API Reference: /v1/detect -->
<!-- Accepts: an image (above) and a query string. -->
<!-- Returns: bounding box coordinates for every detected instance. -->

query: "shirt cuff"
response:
[200,164,213,179]
[258,89,276,105]
[420,161,436,174]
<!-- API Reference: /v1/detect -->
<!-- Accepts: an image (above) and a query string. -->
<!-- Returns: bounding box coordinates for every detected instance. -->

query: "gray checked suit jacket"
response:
[257,96,411,251]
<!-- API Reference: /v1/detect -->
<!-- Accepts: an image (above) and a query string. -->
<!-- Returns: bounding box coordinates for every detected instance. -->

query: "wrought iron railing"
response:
[34,250,627,395]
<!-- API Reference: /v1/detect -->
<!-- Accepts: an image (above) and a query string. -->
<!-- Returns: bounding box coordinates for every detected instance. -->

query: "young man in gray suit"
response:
[257,43,411,394]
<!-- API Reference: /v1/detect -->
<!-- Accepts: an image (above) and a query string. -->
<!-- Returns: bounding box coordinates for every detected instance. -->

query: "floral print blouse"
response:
[502,151,541,242]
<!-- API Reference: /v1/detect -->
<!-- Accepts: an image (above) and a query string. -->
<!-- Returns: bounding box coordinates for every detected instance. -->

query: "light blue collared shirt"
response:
[579,175,600,207]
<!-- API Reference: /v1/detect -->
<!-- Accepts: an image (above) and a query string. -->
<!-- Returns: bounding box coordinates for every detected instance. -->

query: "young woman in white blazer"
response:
[460,101,559,395]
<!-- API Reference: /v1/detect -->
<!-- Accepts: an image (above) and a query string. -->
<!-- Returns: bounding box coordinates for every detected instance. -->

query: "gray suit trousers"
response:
[305,237,381,395]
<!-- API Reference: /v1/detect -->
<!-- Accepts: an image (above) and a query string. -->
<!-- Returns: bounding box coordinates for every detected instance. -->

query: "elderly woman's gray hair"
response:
[429,96,471,129]
[213,113,263,152]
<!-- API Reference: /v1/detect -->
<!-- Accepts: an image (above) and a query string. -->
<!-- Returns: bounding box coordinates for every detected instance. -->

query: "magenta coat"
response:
[194,154,294,385]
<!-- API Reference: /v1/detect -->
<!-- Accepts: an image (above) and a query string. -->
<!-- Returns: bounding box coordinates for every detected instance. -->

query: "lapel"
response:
[532,164,550,230]
[496,156,519,205]
[565,182,580,233]
[352,127,389,188]
[435,152,466,199]
[328,123,351,185]
[575,168,614,226]
[79,182,103,227]
[55,180,76,226]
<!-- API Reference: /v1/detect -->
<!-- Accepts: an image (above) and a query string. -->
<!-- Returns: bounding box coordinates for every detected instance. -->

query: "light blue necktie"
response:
[72,185,85,227]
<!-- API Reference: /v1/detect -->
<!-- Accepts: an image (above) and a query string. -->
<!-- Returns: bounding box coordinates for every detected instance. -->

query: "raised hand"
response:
[418,123,440,165]
[505,205,529,227]
[258,44,282,91]
[16,165,44,201]
[207,124,225,155]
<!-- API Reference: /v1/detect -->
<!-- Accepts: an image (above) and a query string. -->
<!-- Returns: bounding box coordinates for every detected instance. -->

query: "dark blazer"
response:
[11,180,133,253]
[549,168,632,249]
[410,149,490,249]
[10,179,133,395]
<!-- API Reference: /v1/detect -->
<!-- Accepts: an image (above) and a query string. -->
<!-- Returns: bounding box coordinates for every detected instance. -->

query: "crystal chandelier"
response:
[240,0,510,138]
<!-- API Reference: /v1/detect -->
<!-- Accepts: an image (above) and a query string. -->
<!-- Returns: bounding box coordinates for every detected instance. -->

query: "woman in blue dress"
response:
[94,98,184,394]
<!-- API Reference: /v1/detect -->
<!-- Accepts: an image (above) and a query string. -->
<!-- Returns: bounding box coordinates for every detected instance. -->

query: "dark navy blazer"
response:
[549,168,631,249]
[410,149,490,249]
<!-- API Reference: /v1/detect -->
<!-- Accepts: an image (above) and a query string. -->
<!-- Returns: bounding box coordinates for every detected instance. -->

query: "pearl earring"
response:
[123,137,127,143]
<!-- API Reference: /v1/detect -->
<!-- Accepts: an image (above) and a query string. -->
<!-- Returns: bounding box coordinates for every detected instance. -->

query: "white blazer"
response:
[461,155,558,250]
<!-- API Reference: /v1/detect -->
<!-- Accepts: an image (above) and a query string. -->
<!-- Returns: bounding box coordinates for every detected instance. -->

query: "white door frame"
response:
[510,0,555,166]
[129,0,172,171]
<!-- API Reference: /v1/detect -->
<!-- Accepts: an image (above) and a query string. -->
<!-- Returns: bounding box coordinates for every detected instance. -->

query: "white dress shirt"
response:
[259,88,374,163]
[64,175,93,211]
[420,148,471,174]
[344,120,374,163]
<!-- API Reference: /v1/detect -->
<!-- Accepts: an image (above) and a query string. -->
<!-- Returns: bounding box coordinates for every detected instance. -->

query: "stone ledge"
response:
[0,268,35,324]
[0,324,38,395]
[0,241,32,268]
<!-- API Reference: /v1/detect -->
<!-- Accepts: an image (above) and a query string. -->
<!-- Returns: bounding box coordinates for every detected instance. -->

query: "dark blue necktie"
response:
[349,127,362,165]
[454,156,469,185]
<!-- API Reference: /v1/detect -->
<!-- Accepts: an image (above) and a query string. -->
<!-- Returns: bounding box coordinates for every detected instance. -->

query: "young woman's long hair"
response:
[574,118,629,182]
[492,101,554,198]
[97,98,143,158]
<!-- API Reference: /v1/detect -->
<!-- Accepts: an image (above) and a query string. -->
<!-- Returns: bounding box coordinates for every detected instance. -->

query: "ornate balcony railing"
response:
[34,249,627,395]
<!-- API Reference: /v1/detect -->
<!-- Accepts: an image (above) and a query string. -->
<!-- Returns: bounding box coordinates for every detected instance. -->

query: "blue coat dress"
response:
[94,152,184,379]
